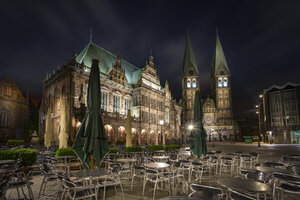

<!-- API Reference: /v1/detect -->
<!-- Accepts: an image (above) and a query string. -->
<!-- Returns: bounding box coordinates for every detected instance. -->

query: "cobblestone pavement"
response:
[4,143,300,199]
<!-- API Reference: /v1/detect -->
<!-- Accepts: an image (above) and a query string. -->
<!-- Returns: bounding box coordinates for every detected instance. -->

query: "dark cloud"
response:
[1,0,300,118]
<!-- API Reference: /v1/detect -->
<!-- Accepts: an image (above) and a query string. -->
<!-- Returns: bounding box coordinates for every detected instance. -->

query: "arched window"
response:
[101,88,108,111]
[187,79,191,88]
[192,78,197,88]
[165,108,169,124]
[54,87,60,113]
[124,96,132,115]
[218,78,223,87]
[113,92,121,113]
[223,78,228,87]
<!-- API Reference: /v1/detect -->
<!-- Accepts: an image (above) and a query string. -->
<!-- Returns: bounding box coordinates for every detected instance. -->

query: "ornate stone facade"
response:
[182,31,234,140]
[0,78,29,142]
[39,42,182,146]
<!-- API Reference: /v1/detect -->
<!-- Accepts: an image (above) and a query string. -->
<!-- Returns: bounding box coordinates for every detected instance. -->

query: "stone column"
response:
[155,133,158,145]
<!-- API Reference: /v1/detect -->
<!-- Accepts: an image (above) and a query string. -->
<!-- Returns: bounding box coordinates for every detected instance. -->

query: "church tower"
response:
[182,31,200,123]
[210,31,233,128]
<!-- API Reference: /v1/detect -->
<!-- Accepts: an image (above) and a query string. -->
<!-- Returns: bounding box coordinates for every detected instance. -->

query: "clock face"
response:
[204,114,214,125]
[188,70,194,75]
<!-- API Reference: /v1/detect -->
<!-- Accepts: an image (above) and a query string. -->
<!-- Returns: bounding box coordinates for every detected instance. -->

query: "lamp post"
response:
[188,124,194,144]
[255,104,261,147]
[160,120,164,146]
[211,128,215,147]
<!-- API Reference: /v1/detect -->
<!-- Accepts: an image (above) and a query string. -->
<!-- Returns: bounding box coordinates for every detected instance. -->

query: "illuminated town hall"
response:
[39,31,234,145]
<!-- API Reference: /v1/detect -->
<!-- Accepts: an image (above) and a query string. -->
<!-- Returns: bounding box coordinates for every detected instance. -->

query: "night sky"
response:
[1,0,300,118]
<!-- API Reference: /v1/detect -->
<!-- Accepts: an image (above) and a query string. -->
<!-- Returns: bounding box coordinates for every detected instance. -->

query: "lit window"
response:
[218,78,223,87]
[113,94,120,113]
[192,79,197,88]
[101,91,108,111]
[223,78,228,87]
[187,79,191,88]
[124,98,131,115]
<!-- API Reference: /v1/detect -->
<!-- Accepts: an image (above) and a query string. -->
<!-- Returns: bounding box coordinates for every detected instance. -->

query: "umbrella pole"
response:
[91,155,94,170]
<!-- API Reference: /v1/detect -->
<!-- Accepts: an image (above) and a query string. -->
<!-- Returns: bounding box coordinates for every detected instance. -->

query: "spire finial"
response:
[150,48,152,56]
[90,27,93,43]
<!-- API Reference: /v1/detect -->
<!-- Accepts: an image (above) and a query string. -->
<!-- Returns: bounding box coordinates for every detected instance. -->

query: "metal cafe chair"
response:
[286,165,300,175]
[240,154,252,169]
[130,165,146,190]
[246,171,271,184]
[220,156,236,175]
[97,166,125,200]
[272,172,300,199]
[38,163,58,198]
[190,184,225,199]
[62,178,98,200]
[228,188,256,200]
[142,168,170,200]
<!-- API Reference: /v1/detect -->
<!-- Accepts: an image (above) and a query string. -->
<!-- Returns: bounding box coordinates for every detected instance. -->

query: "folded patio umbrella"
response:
[72,59,109,169]
[190,90,207,158]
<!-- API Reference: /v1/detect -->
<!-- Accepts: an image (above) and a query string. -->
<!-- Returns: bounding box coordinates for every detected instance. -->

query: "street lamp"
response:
[255,107,261,147]
[159,120,164,146]
[188,124,194,131]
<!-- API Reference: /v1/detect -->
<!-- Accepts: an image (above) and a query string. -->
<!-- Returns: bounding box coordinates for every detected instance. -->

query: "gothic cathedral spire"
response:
[210,30,233,128]
[182,30,199,75]
[182,30,200,123]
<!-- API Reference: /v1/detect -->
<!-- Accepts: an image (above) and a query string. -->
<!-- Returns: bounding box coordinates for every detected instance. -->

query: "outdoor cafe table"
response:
[0,160,15,165]
[217,177,271,198]
[71,169,108,183]
[255,166,293,174]
[153,156,170,161]
[116,158,137,163]
[144,162,170,169]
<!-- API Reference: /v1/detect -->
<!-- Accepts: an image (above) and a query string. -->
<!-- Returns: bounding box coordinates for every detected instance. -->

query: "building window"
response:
[192,78,197,88]
[187,79,191,88]
[101,91,108,111]
[113,94,121,113]
[218,78,223,87]
[223,78,228,87]
[124,98,131,115]
[0,109,11,128]
[165,109,169,124]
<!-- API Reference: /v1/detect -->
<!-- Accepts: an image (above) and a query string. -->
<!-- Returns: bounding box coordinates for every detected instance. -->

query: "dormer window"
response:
[192,78,197,88]
[187,79,191,88]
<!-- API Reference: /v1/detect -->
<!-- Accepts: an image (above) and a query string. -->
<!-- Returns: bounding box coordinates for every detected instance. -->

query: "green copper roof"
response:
[76,42,141,84]
[212,31,230,75]
[182,31,199,75]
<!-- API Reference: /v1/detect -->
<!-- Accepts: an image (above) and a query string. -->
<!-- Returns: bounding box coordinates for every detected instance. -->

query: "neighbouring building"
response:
[39,39,183,146]
[182,31,234,141]
[262,82,300,144]
[0,78,29,142]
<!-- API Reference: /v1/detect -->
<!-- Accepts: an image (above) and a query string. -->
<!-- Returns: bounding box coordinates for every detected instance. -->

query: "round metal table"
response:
[0,160,15,165]
[144,162,170,169]
[153,156,170,160]
[116,158,137,163]
[71,169,108,182]
[217,177,271,194]
[255,166,293,174]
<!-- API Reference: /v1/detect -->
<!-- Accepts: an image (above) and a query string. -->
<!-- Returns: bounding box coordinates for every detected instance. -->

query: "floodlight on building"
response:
[259,94,263,98]
[255,105,259,108]
[159,120,164,125]
[188,124,194,131]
